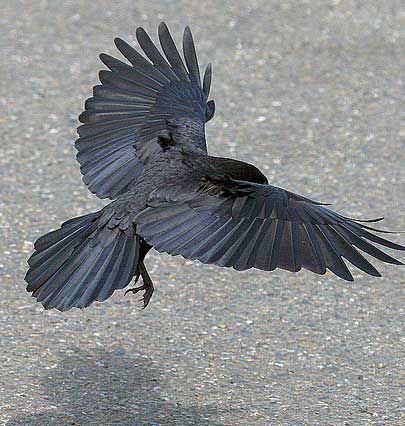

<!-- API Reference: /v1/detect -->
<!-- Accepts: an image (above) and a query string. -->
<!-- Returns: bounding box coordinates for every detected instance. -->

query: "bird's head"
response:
[157,117,207,154]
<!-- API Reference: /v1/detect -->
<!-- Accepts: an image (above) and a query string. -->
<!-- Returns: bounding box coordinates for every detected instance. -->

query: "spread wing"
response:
[135,177,404,280]
[75,22,215,199]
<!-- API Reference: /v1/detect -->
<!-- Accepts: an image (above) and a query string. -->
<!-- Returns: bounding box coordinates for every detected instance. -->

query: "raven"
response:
[25,22,404,311]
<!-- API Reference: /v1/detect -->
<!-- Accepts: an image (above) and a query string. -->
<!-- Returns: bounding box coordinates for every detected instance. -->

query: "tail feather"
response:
[33,212,99,250]
[25,211,139,311]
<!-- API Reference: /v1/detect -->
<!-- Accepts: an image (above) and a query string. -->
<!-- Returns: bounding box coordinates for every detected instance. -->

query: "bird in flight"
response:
[25,23,404,312]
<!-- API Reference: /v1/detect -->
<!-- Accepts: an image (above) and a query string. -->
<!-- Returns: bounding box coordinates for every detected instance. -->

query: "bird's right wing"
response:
[135,176,404,280]
[76,22,215,199]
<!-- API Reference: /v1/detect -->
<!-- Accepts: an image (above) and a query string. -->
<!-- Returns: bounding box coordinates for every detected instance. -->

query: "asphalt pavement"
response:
[0,1,404,425]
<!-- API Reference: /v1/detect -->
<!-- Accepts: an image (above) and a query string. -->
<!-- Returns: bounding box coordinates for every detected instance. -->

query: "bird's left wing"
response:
[135,176,404,279]
[76,22,214,199]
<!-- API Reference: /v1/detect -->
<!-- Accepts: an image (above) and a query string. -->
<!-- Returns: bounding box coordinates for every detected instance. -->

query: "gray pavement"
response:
[1,1,404,425]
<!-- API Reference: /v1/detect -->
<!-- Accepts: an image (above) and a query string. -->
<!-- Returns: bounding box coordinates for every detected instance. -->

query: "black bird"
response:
[25,23,404,312]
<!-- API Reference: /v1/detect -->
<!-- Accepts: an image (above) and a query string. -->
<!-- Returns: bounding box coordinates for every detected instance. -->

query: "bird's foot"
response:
[125,262,154,309]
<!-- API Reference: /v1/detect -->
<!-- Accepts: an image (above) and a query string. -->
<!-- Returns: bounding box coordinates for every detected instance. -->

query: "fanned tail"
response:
[25,210,139,311]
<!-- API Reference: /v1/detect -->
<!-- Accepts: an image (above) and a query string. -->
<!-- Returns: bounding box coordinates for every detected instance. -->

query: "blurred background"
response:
[0,1,404,424]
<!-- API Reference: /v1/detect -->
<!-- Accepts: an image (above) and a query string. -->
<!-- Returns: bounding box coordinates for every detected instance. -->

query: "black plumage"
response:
[25,23,404,311]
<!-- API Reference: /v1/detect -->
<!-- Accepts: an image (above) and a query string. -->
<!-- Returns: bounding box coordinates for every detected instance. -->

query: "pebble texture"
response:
[1,1,404,425]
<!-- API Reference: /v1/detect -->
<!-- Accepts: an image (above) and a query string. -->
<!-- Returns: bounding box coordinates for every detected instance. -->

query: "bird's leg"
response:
[124,262,154,309]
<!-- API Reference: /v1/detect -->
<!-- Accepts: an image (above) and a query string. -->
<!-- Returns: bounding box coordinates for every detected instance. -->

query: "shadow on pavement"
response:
[7,348,226,426]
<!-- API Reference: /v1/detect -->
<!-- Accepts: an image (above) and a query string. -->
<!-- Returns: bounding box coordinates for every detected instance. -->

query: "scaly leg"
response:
[125,262,154,309]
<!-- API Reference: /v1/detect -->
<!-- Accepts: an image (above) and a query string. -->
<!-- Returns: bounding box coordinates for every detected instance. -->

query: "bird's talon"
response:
[124,283,146,296]
[125,262,154,309]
